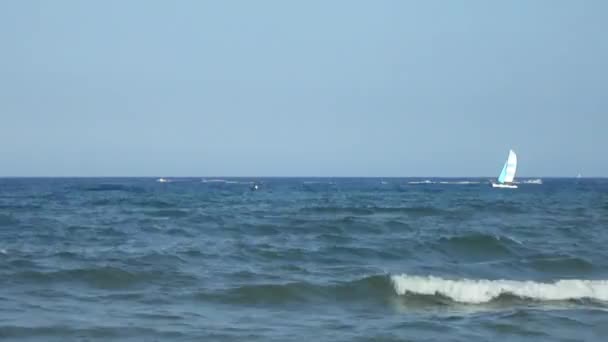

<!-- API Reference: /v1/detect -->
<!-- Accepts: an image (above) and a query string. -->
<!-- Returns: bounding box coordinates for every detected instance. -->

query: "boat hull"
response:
[491,182,518,189]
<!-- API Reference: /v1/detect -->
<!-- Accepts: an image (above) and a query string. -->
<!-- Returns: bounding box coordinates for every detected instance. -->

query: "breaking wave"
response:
[408,180,434,184]
[201,178,250,184]
[408,180,480,185]
[391,274,608,304]
[192,274,608,307]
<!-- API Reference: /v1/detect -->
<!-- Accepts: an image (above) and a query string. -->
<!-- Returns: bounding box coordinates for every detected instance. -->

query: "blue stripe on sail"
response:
[497,162,508,183]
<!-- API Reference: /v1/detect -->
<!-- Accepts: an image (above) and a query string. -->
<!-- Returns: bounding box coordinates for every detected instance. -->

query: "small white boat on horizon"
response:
[491,149,518,189]
[157,177,169,183]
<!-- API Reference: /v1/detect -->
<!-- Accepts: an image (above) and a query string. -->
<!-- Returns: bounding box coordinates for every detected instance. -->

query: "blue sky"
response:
[1,1,606,177]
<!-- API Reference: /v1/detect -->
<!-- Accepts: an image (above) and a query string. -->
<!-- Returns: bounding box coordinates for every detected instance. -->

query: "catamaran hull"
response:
[491,182,518,189]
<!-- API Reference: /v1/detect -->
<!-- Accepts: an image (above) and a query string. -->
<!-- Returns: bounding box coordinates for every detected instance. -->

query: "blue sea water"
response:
[0,177,607,341]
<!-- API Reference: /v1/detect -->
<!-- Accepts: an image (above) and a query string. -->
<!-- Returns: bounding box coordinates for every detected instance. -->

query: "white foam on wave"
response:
[202,179,246,184]
[391,274,608,304]
[202,179,227,183]
[408,180,434,184]
[408,180,480,185]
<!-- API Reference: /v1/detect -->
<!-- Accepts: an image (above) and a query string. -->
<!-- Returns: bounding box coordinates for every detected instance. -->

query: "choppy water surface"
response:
[1,177,607,341]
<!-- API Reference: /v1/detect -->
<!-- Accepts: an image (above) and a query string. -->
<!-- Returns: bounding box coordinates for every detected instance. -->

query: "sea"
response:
[0,177,607,341]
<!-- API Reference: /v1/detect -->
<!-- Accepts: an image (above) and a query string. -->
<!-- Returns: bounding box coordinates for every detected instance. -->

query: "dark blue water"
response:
[1,177,607,341]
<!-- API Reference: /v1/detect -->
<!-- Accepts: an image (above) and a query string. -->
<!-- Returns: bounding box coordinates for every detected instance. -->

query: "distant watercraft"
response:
[250,183,259,191]
[491,150,518,189]
[157,178,169,183]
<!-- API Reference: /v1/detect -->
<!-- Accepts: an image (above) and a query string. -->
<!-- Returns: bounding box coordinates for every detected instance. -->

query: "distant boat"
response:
[491,150,518,189]
[157,177,169,183]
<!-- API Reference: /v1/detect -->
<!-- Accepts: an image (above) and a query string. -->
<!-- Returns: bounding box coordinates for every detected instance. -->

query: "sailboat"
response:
[491,149,518,189]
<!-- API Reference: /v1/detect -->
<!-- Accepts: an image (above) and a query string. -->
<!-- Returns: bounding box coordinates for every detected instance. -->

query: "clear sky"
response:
[1,1,606,177]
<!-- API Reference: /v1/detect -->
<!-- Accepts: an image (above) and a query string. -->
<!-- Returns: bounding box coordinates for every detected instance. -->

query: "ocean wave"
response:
[300,206,445,217]
[81,184,146,193]
[201,179,247,184]
[198,275,392,305]
[367,206,446,216]
[481,201,525,214]
[202,178,228,183]
[408,180,434,184]
[133,199,174,208]
[326,245,401,259]
[0,203,43,211]
[0,325,185,339]
[391,274,608,304]
[13,267,146,289]
[408,180,480,185]
[11,266,196,289]
[195,274,608,307]
[300,207,375,215]
[89,198,174,209]
[143,209,190,218]
[436,233,523,258]
[523,255,594,274]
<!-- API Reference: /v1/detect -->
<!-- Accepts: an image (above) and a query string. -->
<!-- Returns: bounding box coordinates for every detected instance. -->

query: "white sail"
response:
[504,150,517,183]
[497,150,517,184]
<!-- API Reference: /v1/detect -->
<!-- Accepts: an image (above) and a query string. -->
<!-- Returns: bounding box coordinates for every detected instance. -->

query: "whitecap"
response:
[408,180,434,184]
[391,274,608,304]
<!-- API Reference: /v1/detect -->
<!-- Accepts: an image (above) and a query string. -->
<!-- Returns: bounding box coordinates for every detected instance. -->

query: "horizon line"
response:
[0,175,600,179]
